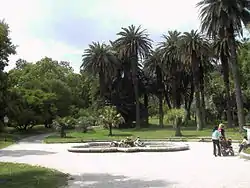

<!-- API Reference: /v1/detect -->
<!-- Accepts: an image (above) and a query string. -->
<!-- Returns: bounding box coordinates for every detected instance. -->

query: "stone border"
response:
[67,142,189,153]
[45,137,241,144]
[239,151,250,160]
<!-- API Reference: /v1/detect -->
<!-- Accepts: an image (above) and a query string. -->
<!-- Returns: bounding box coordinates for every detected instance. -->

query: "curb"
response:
[45,138,241,144]
[68,142,189,153]
[239,151,250,160]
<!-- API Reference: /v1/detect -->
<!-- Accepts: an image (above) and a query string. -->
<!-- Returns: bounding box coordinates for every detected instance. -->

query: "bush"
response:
[76,116,96,133]
[164,108,185,126]
[165,108,185,136]
[51,117,72,138]
[97,106,124,136]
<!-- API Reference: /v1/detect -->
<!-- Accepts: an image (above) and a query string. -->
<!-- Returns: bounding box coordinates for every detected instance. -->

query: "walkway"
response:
[0,134,250,188]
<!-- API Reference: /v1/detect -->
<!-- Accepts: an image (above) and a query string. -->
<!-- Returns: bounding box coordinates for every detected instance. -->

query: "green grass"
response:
[0,125,54,149]
[44,124,244,143]
[0,162,68,188]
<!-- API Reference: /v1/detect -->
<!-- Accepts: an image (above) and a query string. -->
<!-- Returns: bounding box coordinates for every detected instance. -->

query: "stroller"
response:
[220,138,234,156]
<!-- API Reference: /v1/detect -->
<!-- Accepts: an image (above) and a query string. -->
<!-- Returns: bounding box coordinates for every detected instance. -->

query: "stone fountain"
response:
[68,138,189,153]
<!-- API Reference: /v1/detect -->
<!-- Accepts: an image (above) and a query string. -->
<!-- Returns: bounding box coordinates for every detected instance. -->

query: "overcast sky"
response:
[0,0,201,72]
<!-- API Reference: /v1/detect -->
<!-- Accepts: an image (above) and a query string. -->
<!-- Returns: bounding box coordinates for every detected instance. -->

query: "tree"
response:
[180,30,210,130]
[213,37,233,127]
[158,30,187,135]
[197,0,248,130]
[81,42,120,98]
[98,106,124,136]
[0,20,16,71]
[113,25,152,128]
[0,20,16,131]
[144,50,164,127]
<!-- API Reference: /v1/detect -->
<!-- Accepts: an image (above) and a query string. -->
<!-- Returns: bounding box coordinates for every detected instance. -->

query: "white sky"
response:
[0,0,201,72]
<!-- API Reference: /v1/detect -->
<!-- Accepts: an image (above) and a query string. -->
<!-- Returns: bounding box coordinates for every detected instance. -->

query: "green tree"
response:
[98,106,124,136]
[81,42,120,98]
[197,0,248,130]
[0,20,16,130]
[113,25,152,128]
[180,30,210,130]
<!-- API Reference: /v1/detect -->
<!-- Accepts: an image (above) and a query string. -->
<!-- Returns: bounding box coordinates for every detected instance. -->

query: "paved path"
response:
[0,135,250,188]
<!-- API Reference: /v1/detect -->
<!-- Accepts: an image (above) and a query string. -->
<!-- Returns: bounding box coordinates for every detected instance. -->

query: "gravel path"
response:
[0,134,250,188]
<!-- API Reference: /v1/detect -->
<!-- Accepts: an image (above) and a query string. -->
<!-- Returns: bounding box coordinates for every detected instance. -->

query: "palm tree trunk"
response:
[221,53,233,128]
[192,53,203,130]
[199,64,206,127]
[131,58,140,128]
[144,93,149,126]
[228,36,245,131]
[158,92,164,128]
[99,72,105,98]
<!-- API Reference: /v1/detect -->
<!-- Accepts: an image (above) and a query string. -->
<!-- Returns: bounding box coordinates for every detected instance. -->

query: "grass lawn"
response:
[44,124,245,143]
[0,125,54,149]
[0,162,68,188]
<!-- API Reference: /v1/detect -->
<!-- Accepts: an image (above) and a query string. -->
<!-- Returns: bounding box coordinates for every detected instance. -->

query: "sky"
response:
[0,0,201,72]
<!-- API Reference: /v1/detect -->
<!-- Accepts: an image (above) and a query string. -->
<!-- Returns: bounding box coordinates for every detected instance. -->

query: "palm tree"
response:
[144,49,164,128]
[113,25,152,128]
[158,30,184,136]
[81,42,119,99]
[180,30,210,130]
[197,0,248,130]
[213,37,233,127]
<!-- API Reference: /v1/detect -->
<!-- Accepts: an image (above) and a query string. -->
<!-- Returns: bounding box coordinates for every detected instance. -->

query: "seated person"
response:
[134,137,144,147]
[227,138,232,148]
[239,136,249,153]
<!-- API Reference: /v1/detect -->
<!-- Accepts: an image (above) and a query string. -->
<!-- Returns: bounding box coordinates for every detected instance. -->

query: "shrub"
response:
[164,108,185,127]
[52,117,73,138]
[97,106,124,136]
[76,116,95,133]
[165,108,185,136]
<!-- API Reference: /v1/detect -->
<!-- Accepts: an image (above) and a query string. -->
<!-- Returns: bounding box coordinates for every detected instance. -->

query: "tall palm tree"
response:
[180,30,210,130]
[197,0,248,130]
[144,49,164,128]
[158,30,184,136]
[81,42,119,98]
[113,25,152,128]
[213,37,233,127]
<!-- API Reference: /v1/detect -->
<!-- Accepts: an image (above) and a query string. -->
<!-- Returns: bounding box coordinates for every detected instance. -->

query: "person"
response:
[212,125,221,157]
[134,137,144,147]
[218,123,225,140]
[238,136,249,153]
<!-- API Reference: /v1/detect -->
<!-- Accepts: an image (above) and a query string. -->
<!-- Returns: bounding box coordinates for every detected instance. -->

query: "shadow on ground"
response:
[68,173,177,188]
[0,150,56,157]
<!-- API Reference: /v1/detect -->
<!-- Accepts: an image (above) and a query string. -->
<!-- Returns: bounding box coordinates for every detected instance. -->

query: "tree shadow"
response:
[68,173,177,188]
[0,150,56,157]
[0,165,67,188]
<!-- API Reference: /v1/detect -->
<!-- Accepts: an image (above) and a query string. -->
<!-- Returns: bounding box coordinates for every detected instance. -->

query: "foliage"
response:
[98,106,125,129]
[76,116,96,133]
[165,108,186,127]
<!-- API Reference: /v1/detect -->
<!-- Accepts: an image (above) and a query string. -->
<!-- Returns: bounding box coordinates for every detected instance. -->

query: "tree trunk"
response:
[221,53,233,128]
[200,90,206,126]
[175,117,182,136]
[109,123,113,136]
[158,92,164,128]
[228,36,245,131]
[99,72,105,98]
[131,58,140,128]
[144,93,149,126]
[192,52,203,130]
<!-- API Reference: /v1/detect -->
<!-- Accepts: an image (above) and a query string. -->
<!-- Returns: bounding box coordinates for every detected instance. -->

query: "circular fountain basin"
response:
[68,141,189,153]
